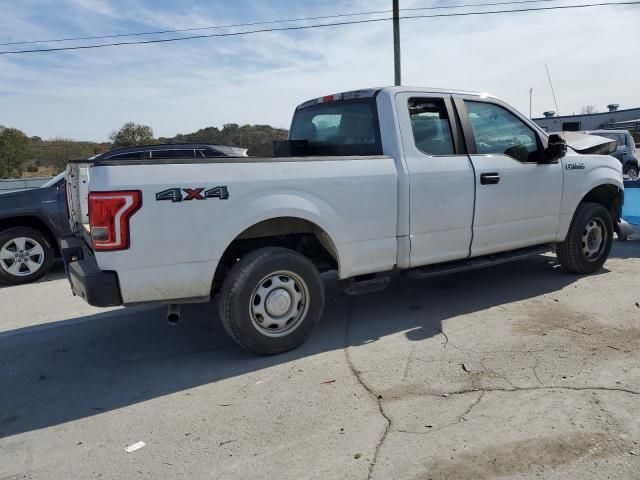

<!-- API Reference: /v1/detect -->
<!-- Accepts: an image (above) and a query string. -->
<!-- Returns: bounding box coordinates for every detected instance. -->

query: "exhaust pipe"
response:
[167,304,181,325]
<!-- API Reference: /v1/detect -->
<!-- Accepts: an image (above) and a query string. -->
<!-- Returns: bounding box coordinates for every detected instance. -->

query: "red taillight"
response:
[88,191,142,251]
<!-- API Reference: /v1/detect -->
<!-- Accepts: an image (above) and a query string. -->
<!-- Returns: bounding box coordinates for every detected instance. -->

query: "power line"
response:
[0,0,578,47]
[1,1,637,55]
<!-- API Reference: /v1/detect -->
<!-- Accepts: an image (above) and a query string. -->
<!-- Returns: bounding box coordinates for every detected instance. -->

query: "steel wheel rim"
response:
[249,270,309,338]
[0,237,45,277]
[581,218,606,260]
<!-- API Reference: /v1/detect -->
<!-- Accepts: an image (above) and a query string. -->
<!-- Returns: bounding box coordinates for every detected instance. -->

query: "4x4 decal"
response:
[156,186,229,202]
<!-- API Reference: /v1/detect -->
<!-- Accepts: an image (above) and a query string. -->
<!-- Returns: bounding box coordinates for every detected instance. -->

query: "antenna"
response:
[529,87,533,118]
[545,64,560,116]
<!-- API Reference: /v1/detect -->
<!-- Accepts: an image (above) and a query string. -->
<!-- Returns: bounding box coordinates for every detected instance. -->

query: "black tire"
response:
[219,247,325,355]
[0,227,54,285]
[556,202,613,274]
[624,164,639,179]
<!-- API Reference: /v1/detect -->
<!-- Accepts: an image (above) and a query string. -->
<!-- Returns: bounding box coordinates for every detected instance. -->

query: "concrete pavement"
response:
[1,240,639,479]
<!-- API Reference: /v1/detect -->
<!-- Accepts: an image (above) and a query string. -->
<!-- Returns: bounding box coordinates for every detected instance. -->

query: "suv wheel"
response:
[0,227,54,285]
[556,202,613,274]
[624,164,639,179]
[219,247,325,355]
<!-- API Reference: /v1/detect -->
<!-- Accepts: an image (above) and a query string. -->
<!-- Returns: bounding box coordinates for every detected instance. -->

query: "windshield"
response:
[595,133,622,145]
[41,172,65,188]
[289,99,382,156]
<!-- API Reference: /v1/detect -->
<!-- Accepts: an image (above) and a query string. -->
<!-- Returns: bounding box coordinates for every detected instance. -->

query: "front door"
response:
[454,97,563,257]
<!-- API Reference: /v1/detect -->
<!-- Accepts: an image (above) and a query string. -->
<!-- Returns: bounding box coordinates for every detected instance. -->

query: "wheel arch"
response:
[212,216,341,293]
[580,183,623,225]
[0,215,59,256]
[623,159,639,172]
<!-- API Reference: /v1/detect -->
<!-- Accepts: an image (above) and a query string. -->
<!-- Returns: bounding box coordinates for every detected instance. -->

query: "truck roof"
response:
[90,143,249,160]
[295,86,489,110]
[96,143,227,156]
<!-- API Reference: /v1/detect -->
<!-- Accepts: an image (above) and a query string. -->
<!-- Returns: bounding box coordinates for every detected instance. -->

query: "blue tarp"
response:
[623,180,640,226]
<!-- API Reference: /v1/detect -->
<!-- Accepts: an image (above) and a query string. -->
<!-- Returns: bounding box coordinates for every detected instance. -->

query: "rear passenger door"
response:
[395,92,475,267]
[453,96,563,256]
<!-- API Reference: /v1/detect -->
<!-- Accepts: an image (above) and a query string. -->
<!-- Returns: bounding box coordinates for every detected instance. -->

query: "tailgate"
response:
[66,161,92,235]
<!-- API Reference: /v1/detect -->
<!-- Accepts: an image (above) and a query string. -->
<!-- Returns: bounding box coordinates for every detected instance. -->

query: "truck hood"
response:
[561,132,617,155]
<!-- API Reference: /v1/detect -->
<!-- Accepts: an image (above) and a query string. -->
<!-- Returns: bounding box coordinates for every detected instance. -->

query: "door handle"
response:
[480,173,500,185]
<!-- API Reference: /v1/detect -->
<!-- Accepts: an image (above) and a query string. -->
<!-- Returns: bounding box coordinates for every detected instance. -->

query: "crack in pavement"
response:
[545,323,592,336]
[343,297,391,480]
[439,328,449,349]
[391,385,639,442]
[402,345,415,382]
[387,385,640,402]
[397,390,486,436]
[529,351,543,385]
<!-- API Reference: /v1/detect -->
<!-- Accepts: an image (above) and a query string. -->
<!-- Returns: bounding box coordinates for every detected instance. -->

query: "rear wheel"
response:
[219,247,325,355]
[0,227,54,285]
[556,202,613,274]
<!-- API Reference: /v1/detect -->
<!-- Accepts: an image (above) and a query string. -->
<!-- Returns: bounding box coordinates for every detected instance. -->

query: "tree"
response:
[158,124,288,156]
[109,122,154,148]
[581,105,598,115]
[34,138,97,172]
[0,126,30,179]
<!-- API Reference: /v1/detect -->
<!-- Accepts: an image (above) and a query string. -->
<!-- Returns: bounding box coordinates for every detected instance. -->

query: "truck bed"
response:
[67,154,400,304]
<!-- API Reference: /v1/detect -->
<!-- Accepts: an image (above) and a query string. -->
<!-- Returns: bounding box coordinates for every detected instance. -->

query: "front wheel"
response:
[556,202,613,274]
[218,247,325,355]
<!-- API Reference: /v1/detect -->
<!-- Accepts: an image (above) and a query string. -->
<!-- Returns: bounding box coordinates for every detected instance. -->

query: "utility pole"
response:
[529,87,533,119]
[393,0,401,86]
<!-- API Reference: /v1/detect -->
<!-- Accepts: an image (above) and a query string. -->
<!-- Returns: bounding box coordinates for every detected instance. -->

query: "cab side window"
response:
[464,101,540,163]
[150,149,196,159]
[105,151,143,160]
[408,98,455,156]
[199,149,223,158]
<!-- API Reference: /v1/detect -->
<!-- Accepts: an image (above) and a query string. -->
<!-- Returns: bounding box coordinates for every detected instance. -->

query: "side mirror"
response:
[542,134,567,163]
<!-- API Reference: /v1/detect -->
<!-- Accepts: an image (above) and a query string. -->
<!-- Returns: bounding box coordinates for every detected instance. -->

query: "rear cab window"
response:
[408,98,455,156]
[289,94,382,156]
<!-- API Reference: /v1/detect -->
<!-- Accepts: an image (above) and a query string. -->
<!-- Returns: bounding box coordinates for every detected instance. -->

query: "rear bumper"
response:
[61,235,123,307]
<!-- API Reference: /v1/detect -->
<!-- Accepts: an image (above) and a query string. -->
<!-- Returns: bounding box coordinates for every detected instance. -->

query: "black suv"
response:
[0,173,69,285]
[0,144,245,285]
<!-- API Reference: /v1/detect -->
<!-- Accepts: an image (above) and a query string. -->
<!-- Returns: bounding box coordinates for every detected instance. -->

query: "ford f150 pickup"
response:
[63,87,624,354]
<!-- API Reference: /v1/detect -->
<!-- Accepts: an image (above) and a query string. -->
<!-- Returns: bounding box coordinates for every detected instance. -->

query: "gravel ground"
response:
[1,238,639,479]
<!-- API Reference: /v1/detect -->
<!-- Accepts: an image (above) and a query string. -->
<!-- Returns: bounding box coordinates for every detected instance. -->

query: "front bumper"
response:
[61,235,123,307]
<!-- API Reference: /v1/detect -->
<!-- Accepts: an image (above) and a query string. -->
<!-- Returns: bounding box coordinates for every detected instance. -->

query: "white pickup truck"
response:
[63,87,624,354]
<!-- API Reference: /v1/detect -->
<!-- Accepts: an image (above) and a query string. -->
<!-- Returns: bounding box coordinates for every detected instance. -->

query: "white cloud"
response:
[0,0,638,140]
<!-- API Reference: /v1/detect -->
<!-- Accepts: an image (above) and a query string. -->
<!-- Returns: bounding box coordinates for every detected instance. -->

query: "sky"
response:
[0,0,638,141]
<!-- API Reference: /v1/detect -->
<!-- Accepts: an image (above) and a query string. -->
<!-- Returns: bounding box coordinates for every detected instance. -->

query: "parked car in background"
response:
[0,143,246,286]
[582,130,639,178]
[0,172,69,285]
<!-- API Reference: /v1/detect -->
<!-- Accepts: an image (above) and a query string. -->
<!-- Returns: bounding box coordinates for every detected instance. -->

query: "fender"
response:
[206,189,348,275]
[557,155,624,241]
